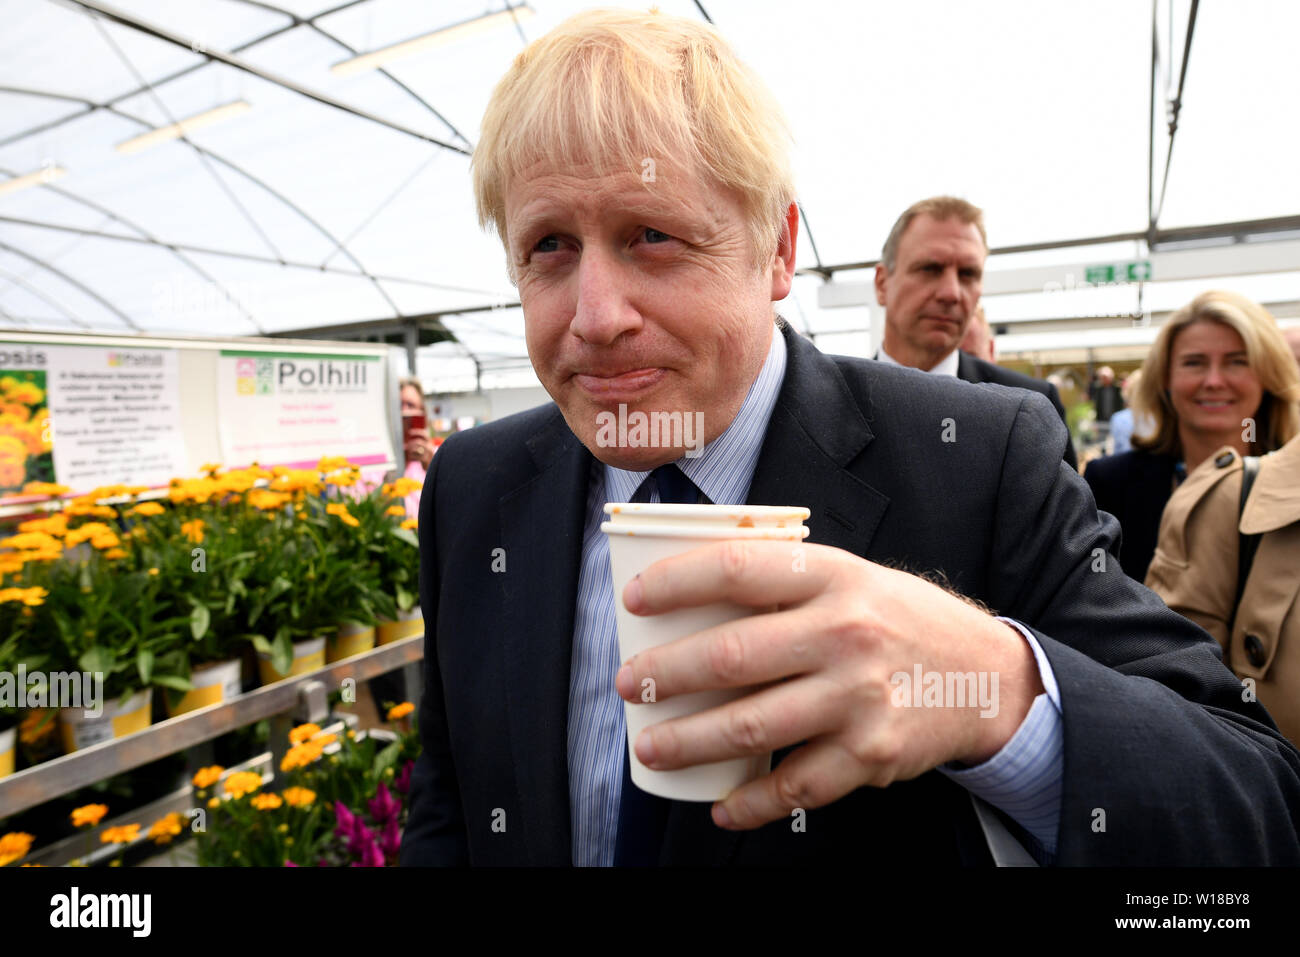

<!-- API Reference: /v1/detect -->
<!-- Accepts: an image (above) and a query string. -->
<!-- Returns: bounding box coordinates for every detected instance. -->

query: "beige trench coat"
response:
[1146,436,1300,745]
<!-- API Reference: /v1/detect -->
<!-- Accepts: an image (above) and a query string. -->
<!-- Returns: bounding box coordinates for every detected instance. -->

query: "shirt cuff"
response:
[937,617,1063,857]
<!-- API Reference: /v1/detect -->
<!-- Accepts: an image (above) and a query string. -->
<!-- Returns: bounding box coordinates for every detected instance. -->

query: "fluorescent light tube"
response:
[115,100,252,155]
[331,6,535,77]
[0,165,66,198]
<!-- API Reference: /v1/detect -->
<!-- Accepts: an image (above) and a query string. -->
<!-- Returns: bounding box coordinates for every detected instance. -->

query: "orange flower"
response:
[65,522,114,547]
[192,765,224,788]
[90,532,121,550]
[386,701,415,721]
[0,531,62,552]
[64,503,118,519]
[400,518,418,531]
[280,740,326,773]
[250,793,283,811]
[383,478,423,499]
[127,501,165,517]
[0,832,35,867]
[325,503,359,528]
[223,771,263,799]
[20,481,68,497]
[317,456,351,472]
[71,804,109,828]
[385,505,405,517]
[100,824,141,845]
[180,519,205,544]
[146,813,184,844]
[282,787,316,807]
[17,513,68,536]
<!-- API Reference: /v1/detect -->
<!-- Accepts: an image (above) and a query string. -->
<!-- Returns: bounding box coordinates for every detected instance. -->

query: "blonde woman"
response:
[1084,290,1299,580]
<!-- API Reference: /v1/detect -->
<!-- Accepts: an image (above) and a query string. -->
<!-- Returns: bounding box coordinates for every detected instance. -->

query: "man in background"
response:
[960,305,996,362]
[874,197,1077,468]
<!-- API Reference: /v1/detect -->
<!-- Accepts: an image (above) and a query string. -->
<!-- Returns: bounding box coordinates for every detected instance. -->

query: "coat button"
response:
[1215,451,1234,468]
[1244,634,1267,667]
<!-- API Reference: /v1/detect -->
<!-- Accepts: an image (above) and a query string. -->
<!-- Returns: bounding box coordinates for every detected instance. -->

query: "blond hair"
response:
[1132,290,1300,457]
[472,8,796,272]
[881,196,987,271]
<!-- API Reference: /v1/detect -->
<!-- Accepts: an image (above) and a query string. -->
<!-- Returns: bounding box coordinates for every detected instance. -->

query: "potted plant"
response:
[375,477,422,645]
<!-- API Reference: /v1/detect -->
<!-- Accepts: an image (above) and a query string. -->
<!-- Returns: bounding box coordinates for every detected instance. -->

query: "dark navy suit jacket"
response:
[401,324,1300,866]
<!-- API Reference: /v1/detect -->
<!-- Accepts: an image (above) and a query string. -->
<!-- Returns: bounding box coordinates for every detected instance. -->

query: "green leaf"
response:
[249,634,272,655]
[190,603,211,641]
[136,649,154,685]
[270,627,294,677]
[390,527,419,549]
[150,673,195,692]
[395,585,415,612]
[372,740,402,780]
[79,646,116,675]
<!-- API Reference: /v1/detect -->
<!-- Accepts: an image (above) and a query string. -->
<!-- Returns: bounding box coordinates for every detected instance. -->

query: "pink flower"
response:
[380,816,402,862]
[368,781,400,823]
[360,836,385,868]
[394,760,414,795]
[283,860,299,867]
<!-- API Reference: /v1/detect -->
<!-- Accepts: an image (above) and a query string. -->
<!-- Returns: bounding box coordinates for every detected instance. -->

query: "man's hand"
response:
[613,540,1044,830]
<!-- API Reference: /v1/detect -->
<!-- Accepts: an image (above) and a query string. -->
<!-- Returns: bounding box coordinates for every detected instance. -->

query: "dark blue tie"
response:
[613,464,702,866]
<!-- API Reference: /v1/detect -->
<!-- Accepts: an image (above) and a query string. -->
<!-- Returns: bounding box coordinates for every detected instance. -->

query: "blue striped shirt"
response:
[567,326,1063,865]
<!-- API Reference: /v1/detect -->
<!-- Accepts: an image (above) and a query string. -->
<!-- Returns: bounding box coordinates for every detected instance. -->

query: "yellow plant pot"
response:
[257,637,326,685]
[59,688,153,753]
[166,658,243,717]
[377,605,423,645]
[0,726,14,779]
[326,621,376,663]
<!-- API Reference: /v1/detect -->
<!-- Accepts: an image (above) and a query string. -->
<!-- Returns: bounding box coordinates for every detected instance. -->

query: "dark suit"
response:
[401,324,1300,866]
[955,351,1078,470]
[1082,449,1178,583]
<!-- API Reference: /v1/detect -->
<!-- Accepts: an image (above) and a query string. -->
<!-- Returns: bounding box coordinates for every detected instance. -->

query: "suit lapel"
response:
[956,350,986,385]
[497,408,592,865]
[675,325,892,865]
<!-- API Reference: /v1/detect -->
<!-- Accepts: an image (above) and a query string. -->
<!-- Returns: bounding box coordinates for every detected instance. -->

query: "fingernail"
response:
[624,575,643,612]
[635,730,657,766]
[615,663,632,698]
[713,804,733,829]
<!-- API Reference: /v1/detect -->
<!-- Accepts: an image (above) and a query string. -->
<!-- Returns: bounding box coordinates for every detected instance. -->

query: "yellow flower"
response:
[146,813,184,844]
[192,765,224,789]
[17,513,68,536]
[64,502,119,519]
[280,740,325,772]
[325,503,359,528]
[6,382,43,404]
[385,505,405,517]
[148,567,159,576]
[251,793,283,811]
[289,723,320,745]
[282,787,316,807]
[180,519,205,544]
[100,824,141,845]
[20,481,68,497]
[223,771,263,799]
[207,797,220,809]
[65,522,114,547]
[127,501,165,517]
[71,804,108,828]
[90,532,121,550]
[317,455,351,472]
[400,518,418,531]
[0,531,61,551]
[102,548,127,560]
[386,701,415,721]
[0,832,35,867]
[199,462,222,475]
[383,478,423,499]
[246,488,290,511]
[325,468,361,488]
[313,733,338,748]
[0,586,48,607]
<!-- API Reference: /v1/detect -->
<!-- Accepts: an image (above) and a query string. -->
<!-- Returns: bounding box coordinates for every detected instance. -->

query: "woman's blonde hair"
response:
[1132,290,1300,457]
[472,8,796,273]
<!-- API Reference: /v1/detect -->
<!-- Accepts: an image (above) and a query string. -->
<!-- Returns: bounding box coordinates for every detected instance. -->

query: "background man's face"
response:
[875,214,985,370]
[503,159,793,470]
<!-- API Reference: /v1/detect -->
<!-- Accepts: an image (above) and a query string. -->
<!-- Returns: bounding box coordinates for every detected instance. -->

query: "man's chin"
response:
[585,442,685,472]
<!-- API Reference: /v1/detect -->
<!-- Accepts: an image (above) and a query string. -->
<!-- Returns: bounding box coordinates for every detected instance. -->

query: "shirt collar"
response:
[601,325,788,506]
[878,343,960,377]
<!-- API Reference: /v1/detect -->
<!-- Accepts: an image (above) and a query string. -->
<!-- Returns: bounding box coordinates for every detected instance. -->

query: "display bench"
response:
[0,634,423,821]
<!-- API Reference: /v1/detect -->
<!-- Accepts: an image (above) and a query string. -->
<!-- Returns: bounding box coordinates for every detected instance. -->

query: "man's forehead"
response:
[899,214,986,263]
[505,158,735,224]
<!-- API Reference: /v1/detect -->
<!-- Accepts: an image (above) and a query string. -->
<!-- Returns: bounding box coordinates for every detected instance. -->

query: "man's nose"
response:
[934,266,960,303]
[570,248,641,346]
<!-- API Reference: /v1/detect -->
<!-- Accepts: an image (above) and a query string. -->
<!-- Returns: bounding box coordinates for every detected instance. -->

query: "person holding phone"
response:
[398,376,436,516]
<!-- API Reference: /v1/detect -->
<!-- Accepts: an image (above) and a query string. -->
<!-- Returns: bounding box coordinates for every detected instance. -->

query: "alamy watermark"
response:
[0,666,104,717]
[889,664,999,718]
[595,404,705,458]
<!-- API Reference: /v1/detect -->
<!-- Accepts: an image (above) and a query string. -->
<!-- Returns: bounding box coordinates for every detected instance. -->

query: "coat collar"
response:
[493,323,892,865]
[1242,436,1300,533]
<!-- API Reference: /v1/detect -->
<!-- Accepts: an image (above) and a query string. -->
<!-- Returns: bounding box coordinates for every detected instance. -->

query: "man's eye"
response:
[533,235,560,253]
[643,228,671,244]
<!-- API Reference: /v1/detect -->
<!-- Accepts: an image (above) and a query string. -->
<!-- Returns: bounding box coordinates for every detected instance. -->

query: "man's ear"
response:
[874,263,888,306]
[769,203,800,302]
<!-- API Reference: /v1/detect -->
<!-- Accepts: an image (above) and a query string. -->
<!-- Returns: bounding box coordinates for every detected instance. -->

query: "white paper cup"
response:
[602,502,810,801]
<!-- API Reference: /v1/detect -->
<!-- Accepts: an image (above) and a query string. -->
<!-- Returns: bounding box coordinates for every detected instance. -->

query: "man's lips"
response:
[572,367,666,396]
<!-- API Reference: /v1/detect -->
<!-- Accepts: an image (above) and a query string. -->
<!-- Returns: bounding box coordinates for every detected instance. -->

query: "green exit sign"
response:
[1085,260,1152,283]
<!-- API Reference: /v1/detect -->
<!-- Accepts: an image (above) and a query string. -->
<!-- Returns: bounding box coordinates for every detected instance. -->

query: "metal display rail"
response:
[0,634,424,820]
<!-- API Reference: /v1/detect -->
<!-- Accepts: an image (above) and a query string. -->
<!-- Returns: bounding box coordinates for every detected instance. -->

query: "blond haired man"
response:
[401,9,1300,868]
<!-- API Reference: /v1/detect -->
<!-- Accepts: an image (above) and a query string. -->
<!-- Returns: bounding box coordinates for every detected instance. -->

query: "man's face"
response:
[503,159,796,470]
[875,215,985,370]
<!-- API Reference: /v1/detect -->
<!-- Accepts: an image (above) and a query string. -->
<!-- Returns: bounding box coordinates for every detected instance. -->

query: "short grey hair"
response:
[881,196,987,271]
